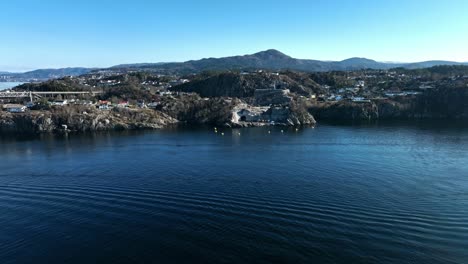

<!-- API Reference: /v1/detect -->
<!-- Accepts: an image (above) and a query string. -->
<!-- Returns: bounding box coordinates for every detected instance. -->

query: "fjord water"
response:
[0,82,24,91]
[1,123,468,264]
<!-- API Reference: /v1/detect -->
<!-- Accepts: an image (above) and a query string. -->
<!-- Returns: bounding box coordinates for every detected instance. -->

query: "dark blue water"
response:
[1,123,468,264]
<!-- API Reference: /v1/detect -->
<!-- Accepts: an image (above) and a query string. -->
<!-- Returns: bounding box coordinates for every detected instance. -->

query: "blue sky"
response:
[1,0,467,71]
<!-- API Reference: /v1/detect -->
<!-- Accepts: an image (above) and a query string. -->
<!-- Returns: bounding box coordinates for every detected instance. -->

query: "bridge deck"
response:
[0,91,103,98]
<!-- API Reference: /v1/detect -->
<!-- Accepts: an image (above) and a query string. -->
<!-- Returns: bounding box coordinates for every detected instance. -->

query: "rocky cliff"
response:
[157,93,315,127]
[311,87,468,121]
[231,103,316,127]
[0,106,177,134]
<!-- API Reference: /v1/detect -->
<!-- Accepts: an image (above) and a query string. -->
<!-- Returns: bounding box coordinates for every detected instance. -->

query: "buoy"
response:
[281,130,284,133]
[295,128,299,132]
[238,132,241,136]
[268,130,271,134]
[221,132,224,136]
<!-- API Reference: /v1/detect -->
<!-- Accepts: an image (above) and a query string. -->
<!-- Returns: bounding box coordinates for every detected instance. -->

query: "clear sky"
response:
[1,0,467,71]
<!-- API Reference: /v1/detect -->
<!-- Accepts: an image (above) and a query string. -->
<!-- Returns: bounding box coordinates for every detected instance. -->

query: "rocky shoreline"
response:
[0,107,178,134]
[4,99,467,135]
[0,100,317,134]
[4,84,467,134]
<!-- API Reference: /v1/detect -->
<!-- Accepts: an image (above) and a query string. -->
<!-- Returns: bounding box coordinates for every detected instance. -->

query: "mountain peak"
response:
[252,49,291,59]
[341,57,377,63]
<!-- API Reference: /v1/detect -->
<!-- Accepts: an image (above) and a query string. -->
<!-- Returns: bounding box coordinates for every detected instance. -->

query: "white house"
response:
[52,100,68,106]
[117,101,129,108]
[352,97,371,103]
[147,102,159,109]
[98,104,110,110]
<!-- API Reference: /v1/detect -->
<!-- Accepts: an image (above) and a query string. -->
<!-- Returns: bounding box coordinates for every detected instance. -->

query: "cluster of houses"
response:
[314,74,438,103]
[73,69,191,92]
[1,98,161,114]
[96,100,159,110]
[320,87,423,103]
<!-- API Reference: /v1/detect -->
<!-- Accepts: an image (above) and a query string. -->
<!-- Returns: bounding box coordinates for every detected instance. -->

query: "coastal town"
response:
[2,66,467,108]
[1,64,468,133]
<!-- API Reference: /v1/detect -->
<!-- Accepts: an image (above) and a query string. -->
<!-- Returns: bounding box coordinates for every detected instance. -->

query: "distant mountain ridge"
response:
[111,49,468,74]
[110,62,170,68]
[2,50,468,81]
[404,61,468,69]
[1,68,94,81]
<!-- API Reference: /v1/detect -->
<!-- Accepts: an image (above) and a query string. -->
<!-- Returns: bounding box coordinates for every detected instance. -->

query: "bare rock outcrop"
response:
[0,106,177,134]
